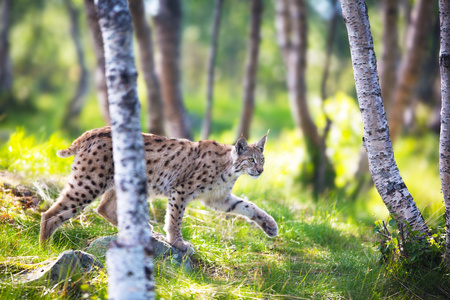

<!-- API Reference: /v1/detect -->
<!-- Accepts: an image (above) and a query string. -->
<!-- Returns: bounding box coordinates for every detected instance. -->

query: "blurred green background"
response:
[1,0,449,298]
[0,0,444,227]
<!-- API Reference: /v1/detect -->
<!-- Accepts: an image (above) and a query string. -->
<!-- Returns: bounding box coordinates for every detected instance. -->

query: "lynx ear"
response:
[256,130,269,153]
[235,135,248,155]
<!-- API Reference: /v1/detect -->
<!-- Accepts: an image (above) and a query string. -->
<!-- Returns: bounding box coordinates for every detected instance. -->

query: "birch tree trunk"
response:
[95,0,154,298]
[84,0,111,125]
[352,0,400,197]
[237,0,263,140]
[201,0,223,140]
[129,0,165,136]
[63,0,89,132]
[438,0,450,267]
[153,0,191,139]
[388,0,433,140]
[341,0,428,235]
[380,0,399,110]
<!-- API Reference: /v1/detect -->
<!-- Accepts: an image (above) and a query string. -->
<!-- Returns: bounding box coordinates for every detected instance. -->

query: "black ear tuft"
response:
[235,136,248,155]
[256,130,269,153]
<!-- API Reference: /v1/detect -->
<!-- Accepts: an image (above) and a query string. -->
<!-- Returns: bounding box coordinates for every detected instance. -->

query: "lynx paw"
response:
[257,214,278,238]
[170,238,194,253]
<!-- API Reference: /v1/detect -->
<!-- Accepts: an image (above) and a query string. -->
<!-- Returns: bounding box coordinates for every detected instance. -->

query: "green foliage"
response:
[374,216,450,298]
[0,0,447,297]
[1,128,450,298]
[0,130,381,299]
[323,92,363,188]
[394,134,444,225]
[0,128,71,177]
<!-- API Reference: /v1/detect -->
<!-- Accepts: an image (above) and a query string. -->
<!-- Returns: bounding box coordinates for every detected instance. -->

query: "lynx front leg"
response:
[205,194,278,237]
[164,193,191,251]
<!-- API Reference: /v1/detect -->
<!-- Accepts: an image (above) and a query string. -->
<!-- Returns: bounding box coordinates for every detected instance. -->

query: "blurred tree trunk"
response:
[401,0,412,27]
[275,0,334,195]
[129,0,165,136]
[153,0,191,139]
[380,0,399,110]
[83,0,110,125]
[388,0,433,140]
[62,0,89,132]
[341,0,428,235]
[317,0,337,195]
[275,0,319,147]
[0,0,12,92]
[438,0,450,267]
[320,0,337,102]
[237,0,263,140]
[419,16,441,133]
[95,0,154,298]
[201,0,223,140]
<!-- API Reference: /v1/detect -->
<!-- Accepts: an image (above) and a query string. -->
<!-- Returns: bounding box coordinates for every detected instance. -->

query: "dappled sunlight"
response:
[233,128,305,200]
[1,129,72,178]
[0,129,410,298]
[303,248,331,261]
[0,0,448,297]
[324,92,363,188]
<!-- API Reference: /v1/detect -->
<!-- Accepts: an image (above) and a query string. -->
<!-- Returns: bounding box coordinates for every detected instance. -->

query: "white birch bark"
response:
[95,0,154,298]
[439,0,450,266]
[340,0,428,235]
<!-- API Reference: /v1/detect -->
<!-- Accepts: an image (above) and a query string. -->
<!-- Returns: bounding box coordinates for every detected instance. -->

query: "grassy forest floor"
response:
[1,128,449,299]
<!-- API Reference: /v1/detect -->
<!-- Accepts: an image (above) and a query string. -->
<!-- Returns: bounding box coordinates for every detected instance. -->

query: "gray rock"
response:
[16,250,103,285]
[85,235,117,258]
[85,232,194,271]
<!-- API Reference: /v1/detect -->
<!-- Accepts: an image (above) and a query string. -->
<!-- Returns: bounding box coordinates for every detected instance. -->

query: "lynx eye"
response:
[248,158,255,163]
[260,158,264,164]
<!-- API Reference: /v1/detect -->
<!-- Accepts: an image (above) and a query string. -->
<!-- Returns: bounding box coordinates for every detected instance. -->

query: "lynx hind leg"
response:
[97,189,118,226]
[39,181,103,248]
[205,194,278,238]
[97,189,154,233]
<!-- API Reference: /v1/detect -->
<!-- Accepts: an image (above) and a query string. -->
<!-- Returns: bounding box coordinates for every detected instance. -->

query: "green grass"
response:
[0,182,384,299]
[2,128,449,299]
[0,128,72,177]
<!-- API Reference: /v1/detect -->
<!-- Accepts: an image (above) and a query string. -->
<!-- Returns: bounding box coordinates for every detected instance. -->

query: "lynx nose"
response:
[257,168,263,174]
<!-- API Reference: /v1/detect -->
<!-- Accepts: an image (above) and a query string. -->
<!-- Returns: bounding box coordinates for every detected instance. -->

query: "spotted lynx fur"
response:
[40,126,278,250]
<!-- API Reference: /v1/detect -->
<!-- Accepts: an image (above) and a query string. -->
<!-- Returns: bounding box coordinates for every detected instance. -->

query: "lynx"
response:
[40,127,278,250]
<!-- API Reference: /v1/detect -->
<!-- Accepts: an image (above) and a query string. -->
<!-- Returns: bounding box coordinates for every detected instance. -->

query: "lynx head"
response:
[233,132,268,179]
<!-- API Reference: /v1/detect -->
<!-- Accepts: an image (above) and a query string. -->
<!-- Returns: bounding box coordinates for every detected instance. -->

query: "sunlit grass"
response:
[0,127,385,299]
[0,128,72,177]
[0,120,449,298]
